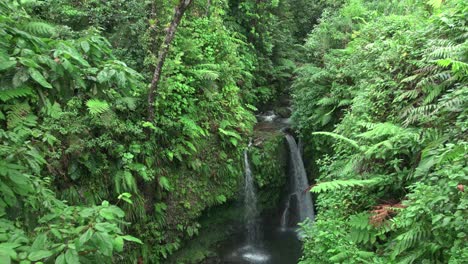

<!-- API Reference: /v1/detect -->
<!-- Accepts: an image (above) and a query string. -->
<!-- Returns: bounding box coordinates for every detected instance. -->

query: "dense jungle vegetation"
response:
[0,0,466,263]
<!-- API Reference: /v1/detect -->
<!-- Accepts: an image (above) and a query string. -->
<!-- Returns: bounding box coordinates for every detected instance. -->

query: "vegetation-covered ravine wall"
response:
[0,0,318,263]
[294,1,467,263]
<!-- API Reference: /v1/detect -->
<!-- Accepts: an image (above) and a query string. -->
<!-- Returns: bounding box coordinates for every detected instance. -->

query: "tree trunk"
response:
[147,0,193,122]
[206,0,211,16]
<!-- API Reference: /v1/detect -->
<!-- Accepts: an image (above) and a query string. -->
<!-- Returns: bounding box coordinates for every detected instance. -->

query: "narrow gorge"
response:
[0,1,466,264]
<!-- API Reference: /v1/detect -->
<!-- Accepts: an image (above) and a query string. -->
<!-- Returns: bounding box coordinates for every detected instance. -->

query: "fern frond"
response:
[0,87,34,102]
[311,178,382,193]
[116,97,137,111]
[422,85,444,105]
[358,122,405,139]
[21,21,56,37]
[317,96,339,106]
[6,103,37,129]
[86,99,110,115]
[391,225,430,260]
[349,212,372,230]
[428,41,462,60]
[401,105,437,126]
[312,131,361,150]
[393,89,420,103]
[192,69,220,81]
[439,144,467,164]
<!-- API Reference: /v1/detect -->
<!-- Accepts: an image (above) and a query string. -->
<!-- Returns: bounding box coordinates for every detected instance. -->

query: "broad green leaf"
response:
[0,60,16,71]
[80,41,90,53]
[31,234,47,250]
[0,254,10,264]
[28,250,53,261]
[97,70,110,83]
[121,235,143,244]
[79,229,93,245]
[99,208,115,220]
[64,249,79,264]
[158,176,171,191]
[28,68,52,89]
[55,254,65,264]
[118,193,133,204]
[216,195,226,203]
[94,232,113,256]
[79,208,94,218]
[113,236,124,252]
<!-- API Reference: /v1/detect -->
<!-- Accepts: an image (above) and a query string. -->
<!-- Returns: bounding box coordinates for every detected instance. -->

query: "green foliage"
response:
[86,99,110,115]
[294,0,468,263]
[0,1,146,262]
[311,178,382,193]
[312,131,360,150]
[250,134,288,210]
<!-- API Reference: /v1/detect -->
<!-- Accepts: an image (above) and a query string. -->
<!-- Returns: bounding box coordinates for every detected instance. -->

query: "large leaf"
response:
[28,250,53,261]
[64,249,79,264]
[113,237,124,252]
[0,60,16,71]
[0,254,10,264]
[121,235,143,244]
[28,68,52,89]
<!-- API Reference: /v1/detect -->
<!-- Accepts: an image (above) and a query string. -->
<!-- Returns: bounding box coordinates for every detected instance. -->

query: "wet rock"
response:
[274,107,292,118]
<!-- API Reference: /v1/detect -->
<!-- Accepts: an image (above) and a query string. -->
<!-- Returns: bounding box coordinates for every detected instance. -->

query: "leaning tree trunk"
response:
[147,0,193,122]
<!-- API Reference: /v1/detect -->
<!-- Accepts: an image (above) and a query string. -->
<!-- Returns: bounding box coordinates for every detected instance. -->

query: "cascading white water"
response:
[243,147,259,243]
[280,194,292,228]
[257,110,277,122]
[284,134,315,224]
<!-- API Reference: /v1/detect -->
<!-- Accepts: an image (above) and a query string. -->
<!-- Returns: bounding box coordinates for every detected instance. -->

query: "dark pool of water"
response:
[217,219,302,264]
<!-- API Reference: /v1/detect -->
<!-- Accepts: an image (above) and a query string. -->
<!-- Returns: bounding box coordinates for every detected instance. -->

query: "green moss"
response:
[251,133,288,212]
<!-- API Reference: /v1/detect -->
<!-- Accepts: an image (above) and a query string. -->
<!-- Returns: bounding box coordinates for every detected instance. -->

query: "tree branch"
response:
[147,0,193,122]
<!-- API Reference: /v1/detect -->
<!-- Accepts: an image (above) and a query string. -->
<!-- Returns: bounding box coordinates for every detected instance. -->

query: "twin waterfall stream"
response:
[224,112,315,263]
[243,143,259,244]
[281,134,315,227]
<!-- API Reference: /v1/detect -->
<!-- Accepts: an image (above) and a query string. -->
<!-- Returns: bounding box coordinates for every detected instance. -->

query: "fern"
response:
[358,122,406,139]
[422,85,443,105]
[311,178,382,193]
[86,99,110,115]
[42,101,63,119]
[317,96,339,106]
[6,103,37,129]
[401,104,437,126]
[439,144,467,164]
[391,225,430,260]
[427,0,442,9]
[0,87,34,102]
[428,41,463,60]
[312,131,361,150]
[21,21,56,37]
[116,97,137,111]
[348,212,393,245]
[218,128,241,139]
[192,69,220,80]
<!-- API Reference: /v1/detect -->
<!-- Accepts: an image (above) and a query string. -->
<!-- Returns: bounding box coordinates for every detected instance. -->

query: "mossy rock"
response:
[250,134,288,212]
[275,107,292,118]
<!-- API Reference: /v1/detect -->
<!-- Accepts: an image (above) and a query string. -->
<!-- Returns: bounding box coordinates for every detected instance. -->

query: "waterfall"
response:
[280,194,292,229]
[243,147,259,244]
[284,134,315,224]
